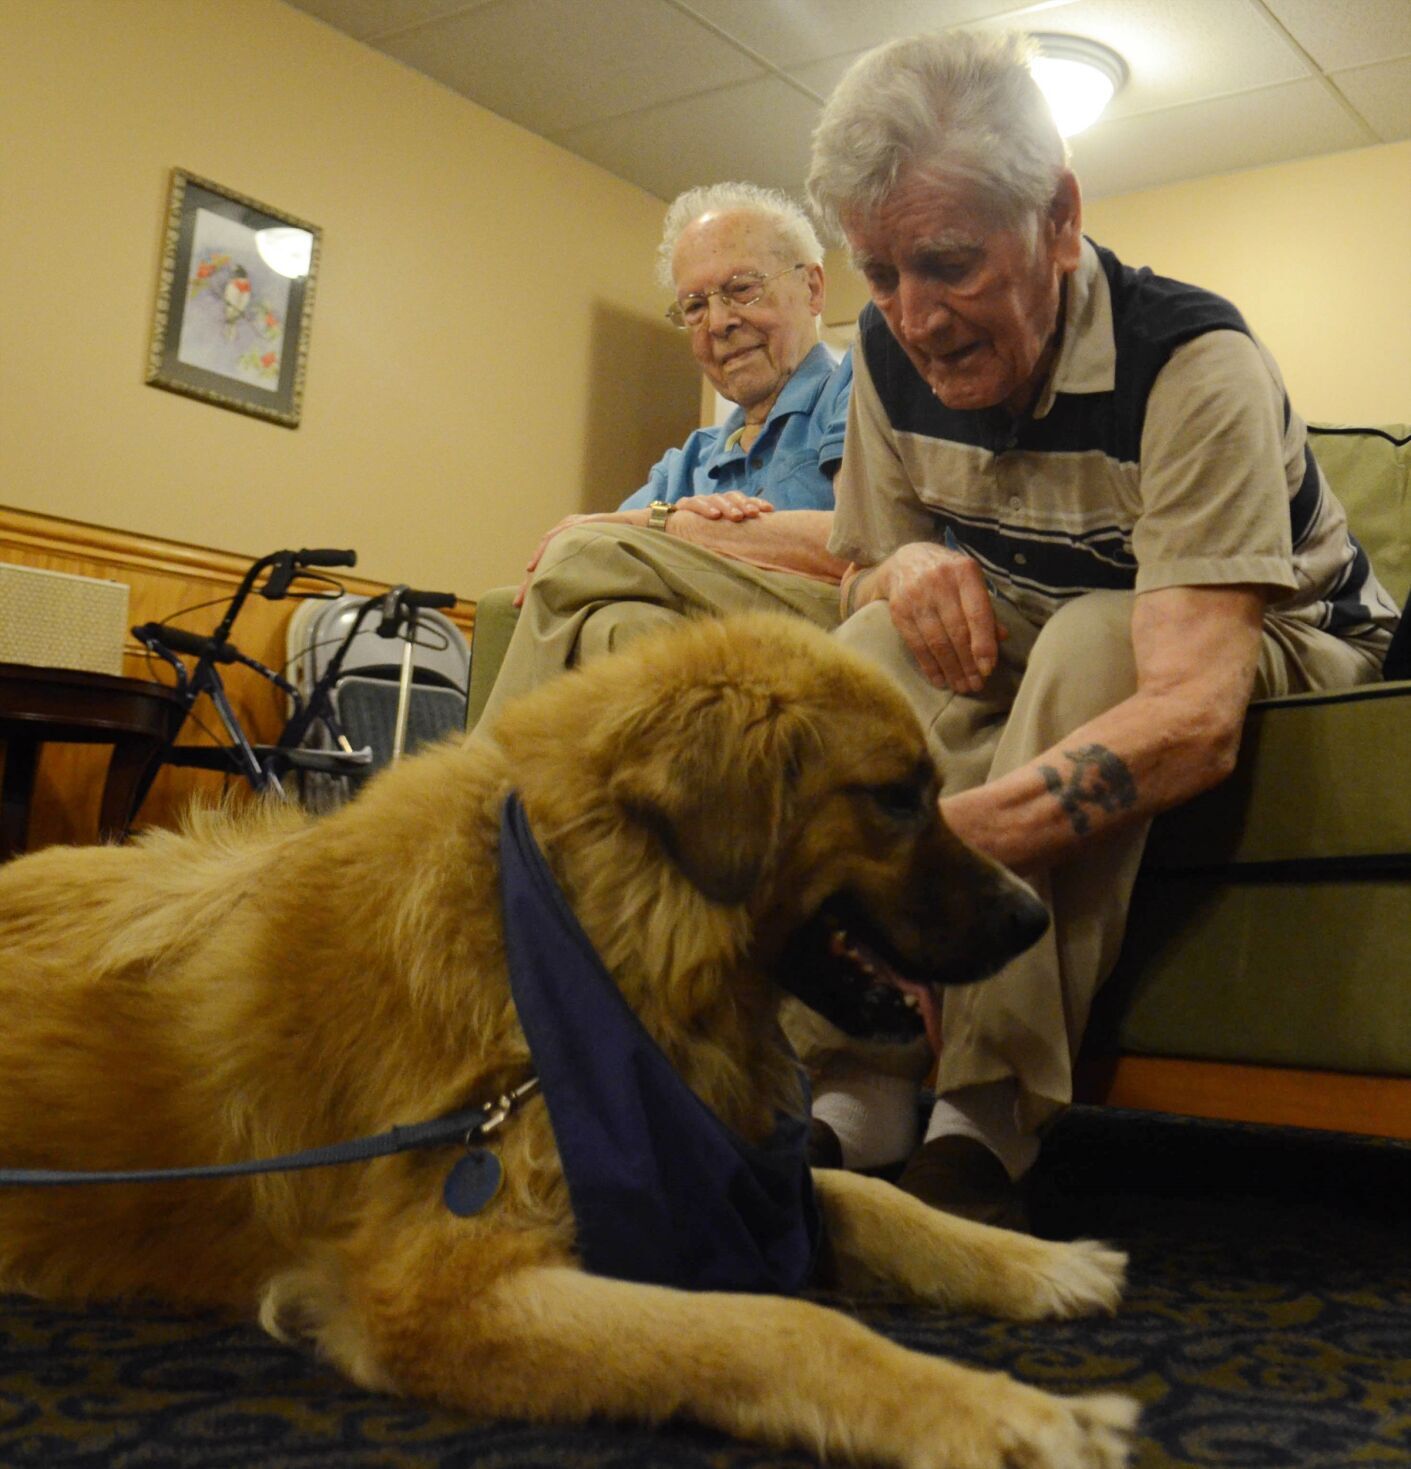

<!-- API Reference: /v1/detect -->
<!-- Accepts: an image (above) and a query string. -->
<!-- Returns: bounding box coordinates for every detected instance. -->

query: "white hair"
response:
[656,182,824,289]
[806,31,1069,240]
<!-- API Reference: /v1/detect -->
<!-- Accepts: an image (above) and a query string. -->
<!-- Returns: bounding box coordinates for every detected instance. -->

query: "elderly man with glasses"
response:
[471,182,853,731]
[799,29,1397,1226]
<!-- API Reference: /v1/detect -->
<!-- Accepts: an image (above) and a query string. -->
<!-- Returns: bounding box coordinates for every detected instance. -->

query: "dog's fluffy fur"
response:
[0,613,1135,1467]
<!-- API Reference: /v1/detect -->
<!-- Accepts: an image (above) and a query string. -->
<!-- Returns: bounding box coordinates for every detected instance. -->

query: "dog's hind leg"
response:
[331,1258,1135,1469]
[812,1168,1127,1322]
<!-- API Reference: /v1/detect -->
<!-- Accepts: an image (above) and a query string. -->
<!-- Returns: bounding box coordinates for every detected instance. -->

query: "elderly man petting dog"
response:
[802,30,1398,1226]
[472,181,854,731]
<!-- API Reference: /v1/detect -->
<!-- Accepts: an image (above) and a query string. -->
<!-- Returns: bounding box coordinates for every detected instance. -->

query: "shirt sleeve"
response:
[827,340,939,565]
[618,468,664,512]
[617,426,724,512]
[1133,330,1299,597]
[813,351,853,478]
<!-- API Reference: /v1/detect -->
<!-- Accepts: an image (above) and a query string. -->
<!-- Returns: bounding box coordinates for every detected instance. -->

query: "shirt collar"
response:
[718,341,838,450]
[1031,237,1114,419]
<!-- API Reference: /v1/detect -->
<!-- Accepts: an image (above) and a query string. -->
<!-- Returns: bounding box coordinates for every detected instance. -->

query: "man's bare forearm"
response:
[942,692,1231,873]
[667,509,847,582]
[942,587,1267,873]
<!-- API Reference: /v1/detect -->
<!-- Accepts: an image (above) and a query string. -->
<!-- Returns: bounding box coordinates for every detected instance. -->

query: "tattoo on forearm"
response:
[1037,744,1138,837]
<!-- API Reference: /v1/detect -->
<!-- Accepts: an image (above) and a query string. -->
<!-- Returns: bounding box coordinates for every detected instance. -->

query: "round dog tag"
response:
[443,1150,503,1217]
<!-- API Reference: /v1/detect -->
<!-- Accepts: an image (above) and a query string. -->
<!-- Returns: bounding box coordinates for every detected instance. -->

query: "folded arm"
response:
[517,505,844,603]
[664,507,845,581]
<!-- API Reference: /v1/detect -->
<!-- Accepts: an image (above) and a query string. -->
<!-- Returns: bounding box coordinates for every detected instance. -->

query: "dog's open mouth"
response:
[829,920,942,1049]
[774,894,939,1045]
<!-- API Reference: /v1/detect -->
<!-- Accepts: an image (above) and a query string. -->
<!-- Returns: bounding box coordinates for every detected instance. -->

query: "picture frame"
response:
[146,169,321,428]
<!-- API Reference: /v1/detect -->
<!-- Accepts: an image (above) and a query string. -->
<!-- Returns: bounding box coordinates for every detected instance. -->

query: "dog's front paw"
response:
[912,1380,1137,1469]
[810,1170,1127,1323]
[988,1388,1138,1469]
[1008,1236,1127,1321]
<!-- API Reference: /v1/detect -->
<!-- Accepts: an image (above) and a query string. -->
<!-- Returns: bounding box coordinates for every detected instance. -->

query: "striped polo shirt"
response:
[831,239,1397,647]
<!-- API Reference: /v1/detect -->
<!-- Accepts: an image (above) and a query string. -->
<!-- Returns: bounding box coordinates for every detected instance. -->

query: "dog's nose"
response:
[992,882,1050,961]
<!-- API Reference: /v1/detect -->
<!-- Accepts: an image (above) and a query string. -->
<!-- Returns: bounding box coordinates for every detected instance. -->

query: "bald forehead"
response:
[671,210,793,286]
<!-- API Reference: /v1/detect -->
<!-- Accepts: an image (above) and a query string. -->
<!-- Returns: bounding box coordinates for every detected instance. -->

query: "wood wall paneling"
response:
[0,508,474,850]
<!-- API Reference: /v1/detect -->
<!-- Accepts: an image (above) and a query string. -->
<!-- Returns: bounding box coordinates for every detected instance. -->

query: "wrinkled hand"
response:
[877,542,1005,693]
[514,510,644,606]
[675,492,774,522]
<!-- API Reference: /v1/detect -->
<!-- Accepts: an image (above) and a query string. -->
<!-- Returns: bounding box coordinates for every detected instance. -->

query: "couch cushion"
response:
[466,585,519,732]
[1309,424,1411,607]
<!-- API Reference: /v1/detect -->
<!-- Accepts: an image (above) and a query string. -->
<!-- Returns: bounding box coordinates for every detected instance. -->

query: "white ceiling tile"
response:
[792,0,1315,121]
[677,0,1025,69]
[557,76,821,205]
[969,0,1311,119]
[1262,0,1411,72]
[1071,77,1372,198]
[786,46,870,102]
[1331,57,1411,141]
[284,0,1411,204]
[282,0,488,43]
[380,0,765,136]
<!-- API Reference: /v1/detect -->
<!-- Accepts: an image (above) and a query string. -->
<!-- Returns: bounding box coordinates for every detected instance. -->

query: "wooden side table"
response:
[0,662,186,860]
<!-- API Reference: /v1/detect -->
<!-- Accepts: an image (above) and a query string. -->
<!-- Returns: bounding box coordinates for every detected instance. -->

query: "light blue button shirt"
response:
[620,343,852,513]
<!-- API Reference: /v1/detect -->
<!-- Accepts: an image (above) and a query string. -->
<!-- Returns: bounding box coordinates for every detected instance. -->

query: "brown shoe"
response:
[896,1134,1029,1232]
[807,1117,844,1168]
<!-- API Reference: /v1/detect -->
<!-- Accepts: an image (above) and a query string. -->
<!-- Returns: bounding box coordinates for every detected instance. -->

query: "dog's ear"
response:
[608,683,807,905]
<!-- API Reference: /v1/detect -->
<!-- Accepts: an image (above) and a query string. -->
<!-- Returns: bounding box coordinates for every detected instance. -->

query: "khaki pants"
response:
[474,523,842,732]
[835,590,1383,1135]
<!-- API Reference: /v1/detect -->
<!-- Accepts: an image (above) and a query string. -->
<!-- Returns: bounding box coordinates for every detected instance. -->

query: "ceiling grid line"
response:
[360,0,504,46]
[663,0,830,107]
[1247,0,1382,144]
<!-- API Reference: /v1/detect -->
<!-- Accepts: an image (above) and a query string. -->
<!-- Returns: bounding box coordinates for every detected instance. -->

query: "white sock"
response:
[924,1078,1039,1182]
[812,1072,920,1171]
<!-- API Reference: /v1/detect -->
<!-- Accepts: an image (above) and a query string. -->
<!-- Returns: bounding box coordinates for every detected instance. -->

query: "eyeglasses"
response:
[666,263,806,329]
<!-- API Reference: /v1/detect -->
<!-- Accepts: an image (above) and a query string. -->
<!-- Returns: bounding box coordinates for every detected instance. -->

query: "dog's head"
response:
[491,612,1047,1046]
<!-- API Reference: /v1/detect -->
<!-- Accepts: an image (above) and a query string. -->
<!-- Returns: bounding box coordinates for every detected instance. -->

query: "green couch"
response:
[466,425,1411,1139]
[1078,424,1411,1139]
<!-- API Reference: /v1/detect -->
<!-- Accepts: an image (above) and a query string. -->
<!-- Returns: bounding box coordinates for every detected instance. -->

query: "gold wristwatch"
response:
[647,500,676,532]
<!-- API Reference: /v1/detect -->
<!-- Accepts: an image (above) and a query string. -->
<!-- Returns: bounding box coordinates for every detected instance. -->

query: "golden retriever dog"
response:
[0,613,1136,1468]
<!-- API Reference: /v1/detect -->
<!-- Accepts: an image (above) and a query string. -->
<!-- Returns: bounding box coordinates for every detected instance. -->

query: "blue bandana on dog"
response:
[497,792,821,1294]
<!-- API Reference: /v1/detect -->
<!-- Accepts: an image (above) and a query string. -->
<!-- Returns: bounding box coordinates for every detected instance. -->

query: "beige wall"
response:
[1084,141,1410,425]
[823,139,1410,426]
[0,0,700,594]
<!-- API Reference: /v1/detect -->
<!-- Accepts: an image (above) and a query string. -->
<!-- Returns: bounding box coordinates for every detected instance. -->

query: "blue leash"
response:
[0,1077,539,1188]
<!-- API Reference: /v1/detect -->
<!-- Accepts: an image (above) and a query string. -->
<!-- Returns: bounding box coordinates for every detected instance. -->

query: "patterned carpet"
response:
[2,1106,1407,1468]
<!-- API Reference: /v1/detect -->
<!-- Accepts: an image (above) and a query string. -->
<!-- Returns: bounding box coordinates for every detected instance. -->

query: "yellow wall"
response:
[0,0,700,594]
[824,139,1410,425]
[6,0,1401,598]
[1084,141,1410,426]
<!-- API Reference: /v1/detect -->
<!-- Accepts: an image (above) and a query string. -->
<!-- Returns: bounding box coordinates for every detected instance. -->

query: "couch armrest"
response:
[466,586,520,732]
[1143,677,1411,870]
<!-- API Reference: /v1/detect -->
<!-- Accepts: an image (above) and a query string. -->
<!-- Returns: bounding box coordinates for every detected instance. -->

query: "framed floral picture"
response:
[146,169,321,427]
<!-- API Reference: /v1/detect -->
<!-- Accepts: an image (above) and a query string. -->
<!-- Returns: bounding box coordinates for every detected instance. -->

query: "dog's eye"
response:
[866,781,929,824]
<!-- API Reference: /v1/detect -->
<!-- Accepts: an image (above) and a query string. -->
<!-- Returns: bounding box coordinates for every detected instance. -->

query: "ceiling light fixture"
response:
[1029,34,1128,138]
